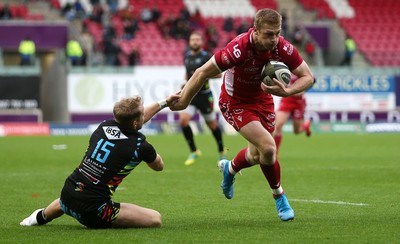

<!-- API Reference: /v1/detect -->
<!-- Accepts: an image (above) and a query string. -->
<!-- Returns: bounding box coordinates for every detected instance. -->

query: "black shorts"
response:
[190,90,214,114]
[60,186,120,229]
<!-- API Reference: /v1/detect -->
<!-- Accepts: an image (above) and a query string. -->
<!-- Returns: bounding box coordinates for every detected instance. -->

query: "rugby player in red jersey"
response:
[170,8,314,221]
[274,75,312,156]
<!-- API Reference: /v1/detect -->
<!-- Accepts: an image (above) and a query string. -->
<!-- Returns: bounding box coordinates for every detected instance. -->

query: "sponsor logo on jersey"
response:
[283,43,293,55]
[222,51,231,65]
[102,126,128,140]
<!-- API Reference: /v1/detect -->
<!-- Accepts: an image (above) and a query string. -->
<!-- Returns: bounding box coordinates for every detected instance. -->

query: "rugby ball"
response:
[261,61,291,86]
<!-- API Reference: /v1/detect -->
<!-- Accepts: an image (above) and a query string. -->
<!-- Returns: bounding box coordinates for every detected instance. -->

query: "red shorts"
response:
[277,96,306,120]
[219,96,275,133]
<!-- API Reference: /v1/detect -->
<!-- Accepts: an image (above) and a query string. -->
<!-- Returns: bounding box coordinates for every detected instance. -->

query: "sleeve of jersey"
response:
[213,41,245,72]
[140,140,157,163]
[280,40,303,71]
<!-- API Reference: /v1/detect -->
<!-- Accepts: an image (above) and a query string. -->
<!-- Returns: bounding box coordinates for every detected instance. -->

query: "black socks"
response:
[36,209,50,225]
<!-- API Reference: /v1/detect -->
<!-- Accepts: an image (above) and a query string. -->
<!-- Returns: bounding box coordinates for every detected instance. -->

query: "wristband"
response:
[158,99,168,109]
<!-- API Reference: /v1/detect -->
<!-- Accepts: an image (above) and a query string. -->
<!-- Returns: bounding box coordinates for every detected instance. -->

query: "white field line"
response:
[291,199,369,206]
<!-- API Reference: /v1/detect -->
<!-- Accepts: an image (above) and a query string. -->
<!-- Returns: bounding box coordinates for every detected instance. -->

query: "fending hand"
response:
[166,90,181,107]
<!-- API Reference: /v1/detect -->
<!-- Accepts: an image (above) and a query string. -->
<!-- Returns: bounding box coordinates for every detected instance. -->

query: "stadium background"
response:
[0,0,399,136]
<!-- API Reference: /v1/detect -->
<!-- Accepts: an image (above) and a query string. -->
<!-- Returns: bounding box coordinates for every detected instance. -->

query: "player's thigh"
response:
[275,111,291,132]
[239,121,275,153]
[179,107,195,126]
[113,202,161,228]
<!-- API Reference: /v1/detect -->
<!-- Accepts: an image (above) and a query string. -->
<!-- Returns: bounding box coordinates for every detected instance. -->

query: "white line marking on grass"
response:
[291,199,369,206]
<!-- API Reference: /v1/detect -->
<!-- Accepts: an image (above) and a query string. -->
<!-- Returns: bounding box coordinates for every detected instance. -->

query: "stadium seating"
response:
[7,0,399,67]
[0,3,44,21]
[338,0,400,66]
[49,0,281,66]
[296,0,399,67]
[297,0,336,19]
[51,0,279,66]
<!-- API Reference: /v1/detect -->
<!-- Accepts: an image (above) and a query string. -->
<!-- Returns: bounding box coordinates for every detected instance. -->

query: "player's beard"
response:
[191,45,201,52]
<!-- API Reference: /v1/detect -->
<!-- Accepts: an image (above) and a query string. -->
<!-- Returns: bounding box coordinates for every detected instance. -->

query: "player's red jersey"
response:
[213,28,303,111]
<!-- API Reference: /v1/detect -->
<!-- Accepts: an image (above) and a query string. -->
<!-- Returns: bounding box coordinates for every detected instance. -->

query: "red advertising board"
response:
[0,123,50,136]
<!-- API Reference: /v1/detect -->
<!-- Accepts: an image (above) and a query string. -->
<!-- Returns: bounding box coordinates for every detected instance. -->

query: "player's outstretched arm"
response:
[147,154,164,171]
[170,58,221,111]
[143,93,180,123]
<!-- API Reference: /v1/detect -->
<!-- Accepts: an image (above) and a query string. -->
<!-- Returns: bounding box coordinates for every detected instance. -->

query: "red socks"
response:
[231,148,284,196]
[231,148,253,173]
[274,134,282,154]
[260,159,281,190]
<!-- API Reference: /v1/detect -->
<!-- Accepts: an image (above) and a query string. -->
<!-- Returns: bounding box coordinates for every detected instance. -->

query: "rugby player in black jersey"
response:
[180,31,225,166]
[20,94,179,228]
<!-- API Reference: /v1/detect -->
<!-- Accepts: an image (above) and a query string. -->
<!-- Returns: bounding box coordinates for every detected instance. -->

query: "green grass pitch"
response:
[1,133,399,243]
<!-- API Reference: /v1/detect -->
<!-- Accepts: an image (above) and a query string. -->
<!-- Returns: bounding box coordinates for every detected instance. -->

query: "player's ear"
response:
[253,26,259,36]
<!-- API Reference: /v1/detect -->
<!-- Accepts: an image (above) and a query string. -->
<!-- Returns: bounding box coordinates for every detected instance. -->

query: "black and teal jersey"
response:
[184,50,212,92]
[62,120,157,202]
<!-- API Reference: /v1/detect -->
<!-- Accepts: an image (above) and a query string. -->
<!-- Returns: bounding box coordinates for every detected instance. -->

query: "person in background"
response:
[67,39,84,66]
[273,75,313,156]
[305,39,315,64]
[170,9,314,221]
[20,94,180,229]
[180,31,225,166]
[18,36,36,66]
[73,0,86,19]
[340,35,356,66]
[236,18,250,35]
[0,3,13,20]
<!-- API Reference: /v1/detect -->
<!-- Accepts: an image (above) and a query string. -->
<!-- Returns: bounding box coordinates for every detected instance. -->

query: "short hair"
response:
[189,30,203,39]
[254,8,282,30]
[113,96,143,126]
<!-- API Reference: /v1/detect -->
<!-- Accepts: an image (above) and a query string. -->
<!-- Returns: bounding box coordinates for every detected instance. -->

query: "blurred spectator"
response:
[205,24,219,51]
[80,29,93,65]
[18,36,36,66]
[103,36,120,66]
[291,25,304,46]
[179,6,191,21]
[73,0,86,19]
[170,19,190,40]
[128,49,140,66]
[236,18,251,35]
[66,39,84,66]
[140,3,153,23]
[305,39,315,64]
[89,3,103,23]
[107,0,118,14]
[190,8,205,29]
[223,17,234,33]
[119,6,134,20]
[340,35,356,66]
[281,9,288,39]
[0,4,13,20]
[123,17,139,40]
[104,25,116,40]
[151,6,161,23]
[61,3,75,20]
[158,14,175,39]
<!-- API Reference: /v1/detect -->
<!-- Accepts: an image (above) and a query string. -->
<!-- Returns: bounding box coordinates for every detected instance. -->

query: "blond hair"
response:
[254,8,282,30]
[113,96,143,126]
